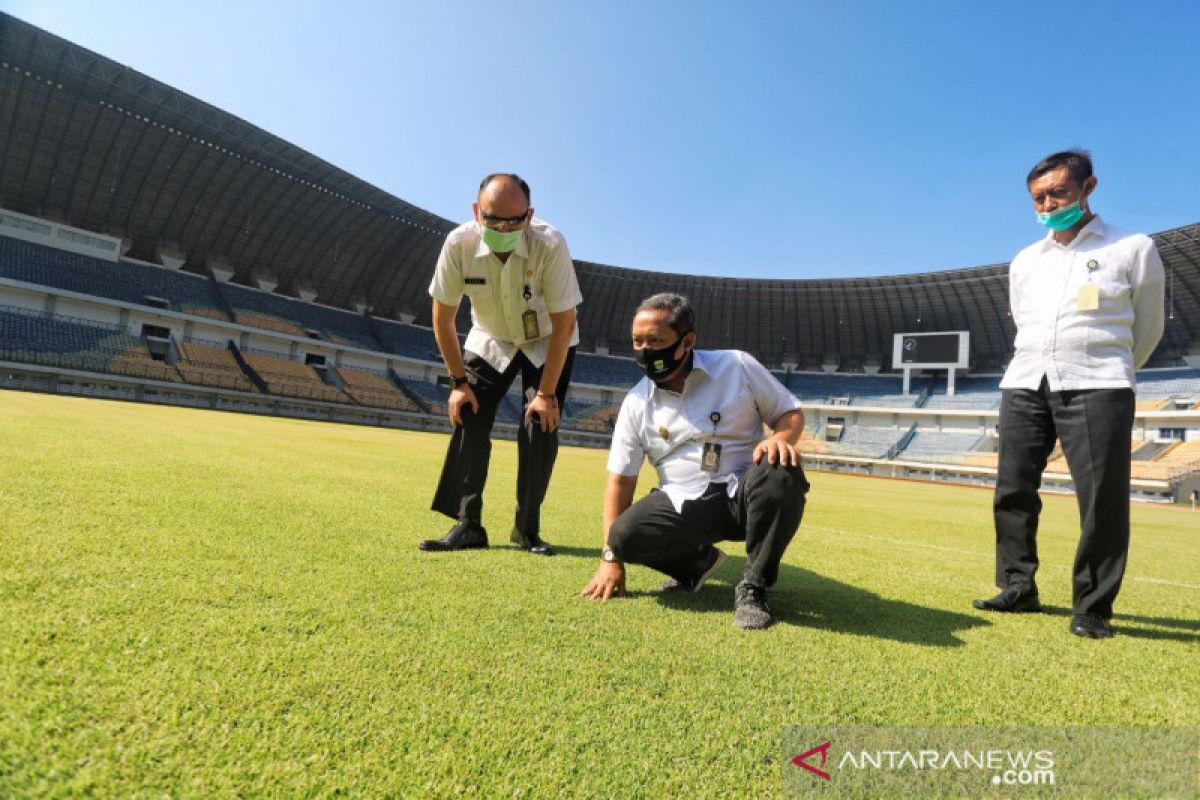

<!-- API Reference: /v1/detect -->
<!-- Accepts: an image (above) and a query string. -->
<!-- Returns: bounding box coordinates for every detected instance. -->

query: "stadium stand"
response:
[0,305,144,374]
[562,398,622,433]
[786,373,911,403]
[921,376,1003,410]
[796,426,829,454]
[369,318,443,362]
[240,349,350,403]
[337,367,420,412]
[0,234,229,319]
[1130,441,1200,479]
[1136,368,1200,400]
[959,451,1000,468]
[571,351,643,388]
[108,341,183,384]
[923,393,1002,410]
[822,426,903,458]
[395,378,448,416]
[897,431,986,462]
[176,340,259,393]
[495,391,525,424]
[850,393,922,408]
[220,283,381,349]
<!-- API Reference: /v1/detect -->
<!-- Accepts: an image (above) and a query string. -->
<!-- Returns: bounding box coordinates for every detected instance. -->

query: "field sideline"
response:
[1,390,1197,797]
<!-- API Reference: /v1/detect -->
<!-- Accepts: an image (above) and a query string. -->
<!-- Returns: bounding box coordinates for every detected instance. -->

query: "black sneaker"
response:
[419,520,489,551]
[661,546,727,593]
[733,581,772,630]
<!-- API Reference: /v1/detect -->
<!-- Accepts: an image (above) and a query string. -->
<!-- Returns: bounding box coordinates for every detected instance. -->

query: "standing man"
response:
[420,173,582,556]
[580,293,810,630]
[974,150,1165,638]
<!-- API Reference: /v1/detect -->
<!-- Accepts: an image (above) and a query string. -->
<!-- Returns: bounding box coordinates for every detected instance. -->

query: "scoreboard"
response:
[892,331,969,369]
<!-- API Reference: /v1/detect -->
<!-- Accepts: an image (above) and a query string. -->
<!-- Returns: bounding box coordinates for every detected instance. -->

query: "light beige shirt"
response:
[1001,216,1165,391]
[428,218,582,372]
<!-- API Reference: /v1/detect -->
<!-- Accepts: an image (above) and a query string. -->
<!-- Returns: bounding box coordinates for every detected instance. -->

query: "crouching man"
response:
[580,293,810,629]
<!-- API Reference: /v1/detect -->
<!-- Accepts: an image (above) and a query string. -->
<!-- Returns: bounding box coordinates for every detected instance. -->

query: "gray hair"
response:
[636,292,695,336]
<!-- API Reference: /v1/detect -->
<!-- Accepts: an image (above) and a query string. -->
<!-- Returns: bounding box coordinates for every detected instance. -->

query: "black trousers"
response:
[607,462,809,589]
[992,377,1135,618]
[431,347,575,536]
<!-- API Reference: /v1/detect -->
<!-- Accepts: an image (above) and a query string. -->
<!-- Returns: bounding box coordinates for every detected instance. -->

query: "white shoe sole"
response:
[693,548,727,593]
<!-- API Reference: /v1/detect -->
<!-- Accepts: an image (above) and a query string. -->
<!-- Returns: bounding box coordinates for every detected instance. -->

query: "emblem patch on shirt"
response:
[464,277,486,285]
[658,426,671,441]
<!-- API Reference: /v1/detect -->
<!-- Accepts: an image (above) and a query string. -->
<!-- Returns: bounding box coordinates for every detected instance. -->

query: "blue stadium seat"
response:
[897,431,986,461]
[823,426,903,458]
[1136,368,1200,399]
[571,351,643,388]
[0,234,227,317]
[0,305,142,373]
[371,318,444,361]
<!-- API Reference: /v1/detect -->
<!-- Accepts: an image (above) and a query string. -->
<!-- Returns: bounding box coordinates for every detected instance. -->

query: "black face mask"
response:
[635,335,686,382]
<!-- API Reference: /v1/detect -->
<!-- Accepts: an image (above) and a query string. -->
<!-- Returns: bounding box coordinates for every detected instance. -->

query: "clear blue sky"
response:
[4,0,1199,279]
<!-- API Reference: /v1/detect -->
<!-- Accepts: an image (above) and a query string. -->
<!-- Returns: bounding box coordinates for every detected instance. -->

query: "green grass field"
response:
[1,389,1197,797]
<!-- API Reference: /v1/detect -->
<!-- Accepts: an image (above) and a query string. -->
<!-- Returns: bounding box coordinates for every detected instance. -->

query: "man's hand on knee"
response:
[753,438,802,467]
[581,561,626,601]
[525,392,560,433]
[448,385,479,426]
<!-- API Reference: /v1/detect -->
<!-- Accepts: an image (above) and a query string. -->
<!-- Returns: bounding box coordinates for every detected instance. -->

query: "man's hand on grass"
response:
[581,561,626,601]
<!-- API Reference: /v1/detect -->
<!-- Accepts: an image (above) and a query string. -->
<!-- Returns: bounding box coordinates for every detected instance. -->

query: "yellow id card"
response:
[1077,284,1100,311]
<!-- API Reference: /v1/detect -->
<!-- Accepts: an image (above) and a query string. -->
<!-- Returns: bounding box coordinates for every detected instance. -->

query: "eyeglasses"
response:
[480,209,529,232]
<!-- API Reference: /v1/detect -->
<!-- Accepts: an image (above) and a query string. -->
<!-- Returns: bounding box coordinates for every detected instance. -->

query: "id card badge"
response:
[522,309,540,340]
[1077,283,1100,311]
[700,441,723,474]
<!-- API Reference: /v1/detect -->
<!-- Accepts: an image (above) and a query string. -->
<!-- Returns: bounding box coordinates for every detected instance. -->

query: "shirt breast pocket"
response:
[1095,270,1130,311]
[463,282,494,314]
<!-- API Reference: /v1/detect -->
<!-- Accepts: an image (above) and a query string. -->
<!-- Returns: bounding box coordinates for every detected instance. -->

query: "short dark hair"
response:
[478,173,531,204]
[636,292,695,336]
[1026,149,1093,187]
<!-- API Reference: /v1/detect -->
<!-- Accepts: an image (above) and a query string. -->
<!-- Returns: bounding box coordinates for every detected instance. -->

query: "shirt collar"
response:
[1038,214,1106,252]
[472,220,531,260]
[648,348,709,399]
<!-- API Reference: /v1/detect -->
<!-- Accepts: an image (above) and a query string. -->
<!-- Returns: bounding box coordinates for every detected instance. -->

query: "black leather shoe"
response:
[972,586,1042,613]
[419,520,488,551]
[510,528,555,556]
[1070,614,1113,639]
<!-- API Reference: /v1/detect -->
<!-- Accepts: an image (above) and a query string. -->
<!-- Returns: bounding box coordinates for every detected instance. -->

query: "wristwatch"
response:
[601,546,618,563]
[449,375,469,388]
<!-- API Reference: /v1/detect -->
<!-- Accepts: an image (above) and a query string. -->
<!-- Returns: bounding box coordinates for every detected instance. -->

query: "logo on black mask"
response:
[635,335,686,381]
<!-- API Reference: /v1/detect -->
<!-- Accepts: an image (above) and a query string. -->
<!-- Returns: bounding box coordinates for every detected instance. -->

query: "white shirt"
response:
[1001,216,1165,391]
[607,349,802,512]
[428,218,582,372]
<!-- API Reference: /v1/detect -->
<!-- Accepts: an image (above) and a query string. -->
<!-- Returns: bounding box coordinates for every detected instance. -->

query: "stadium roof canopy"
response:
[1,13,1197,370]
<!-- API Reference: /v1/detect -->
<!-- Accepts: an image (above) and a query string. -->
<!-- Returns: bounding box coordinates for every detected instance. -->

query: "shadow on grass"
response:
[656,555,989,647]
[526,544,601,559]
[1039,605,1199,643]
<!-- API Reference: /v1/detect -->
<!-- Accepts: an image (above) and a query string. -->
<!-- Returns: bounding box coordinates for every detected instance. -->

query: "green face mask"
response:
[1037,200,1085,231]
[482,227,523,253]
